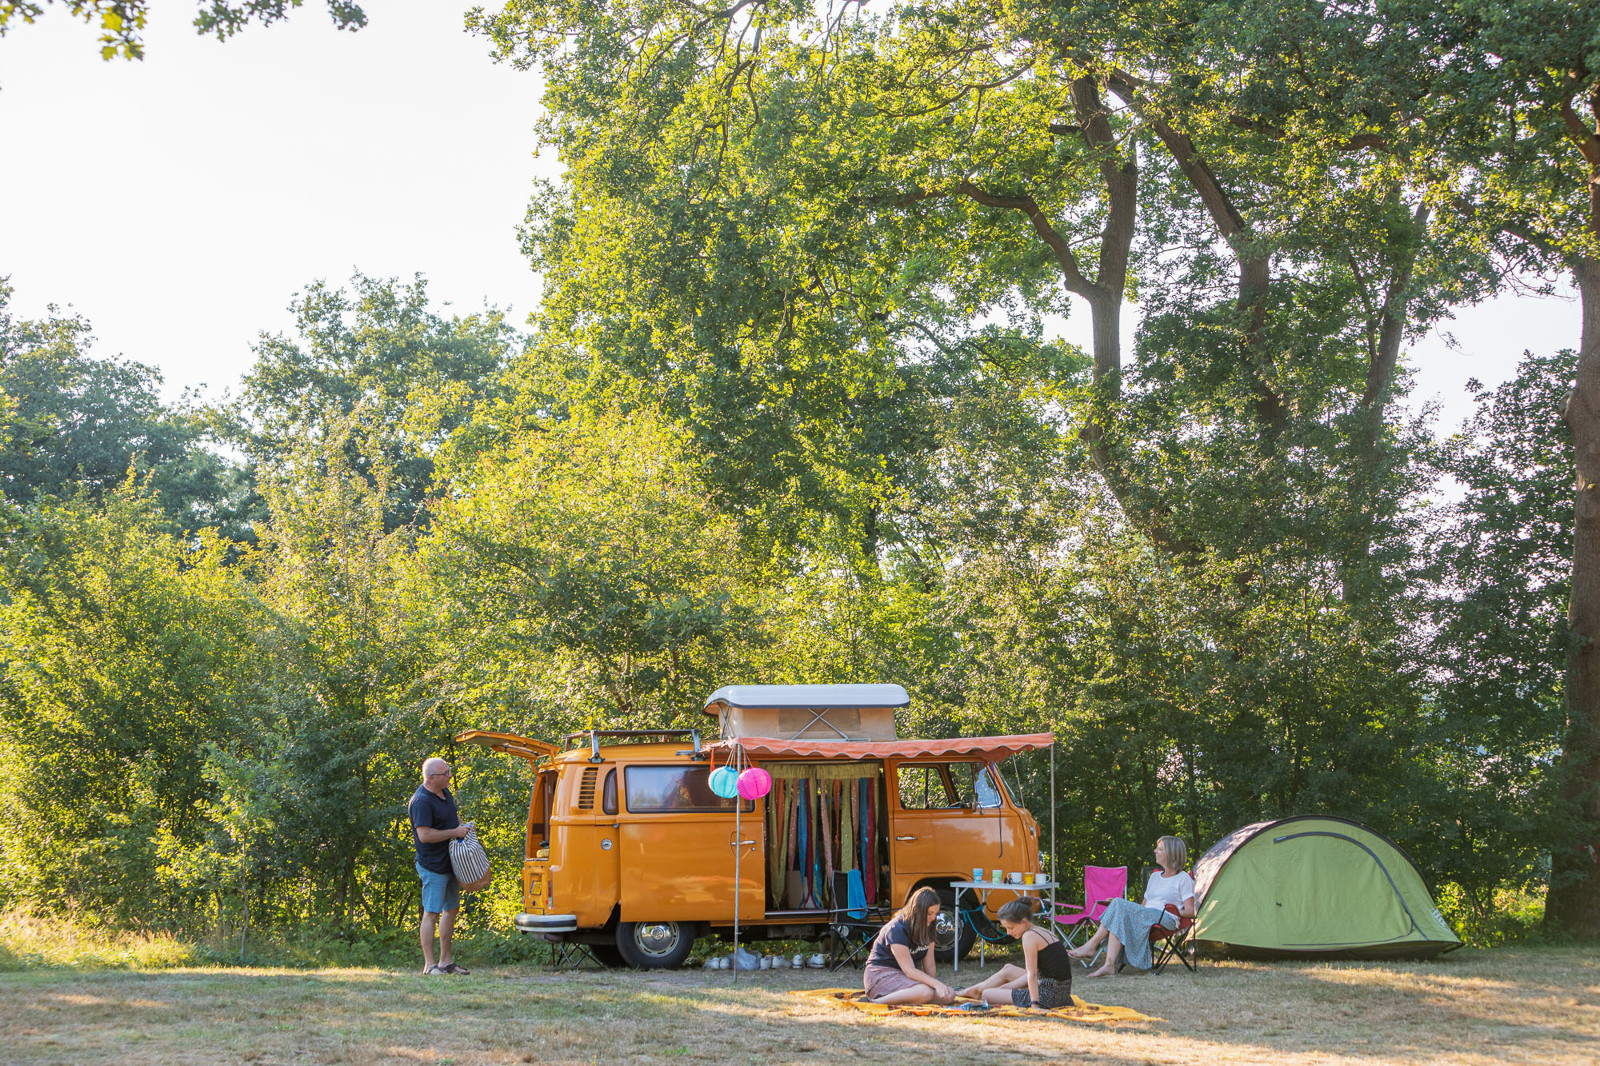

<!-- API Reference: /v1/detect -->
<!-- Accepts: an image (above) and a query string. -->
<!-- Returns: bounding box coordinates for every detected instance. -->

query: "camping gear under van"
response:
[1192,815,1462,959]
[458,683,1053,968]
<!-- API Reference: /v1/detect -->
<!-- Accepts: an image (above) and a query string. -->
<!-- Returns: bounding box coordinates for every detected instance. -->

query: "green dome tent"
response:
[1193,816,1462,960]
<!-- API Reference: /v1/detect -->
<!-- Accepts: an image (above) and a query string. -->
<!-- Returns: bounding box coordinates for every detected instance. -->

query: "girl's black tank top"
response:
[1034,935,1074,981]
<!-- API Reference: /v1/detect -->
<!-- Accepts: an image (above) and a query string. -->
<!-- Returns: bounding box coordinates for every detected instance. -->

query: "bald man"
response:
[409,757,475,975]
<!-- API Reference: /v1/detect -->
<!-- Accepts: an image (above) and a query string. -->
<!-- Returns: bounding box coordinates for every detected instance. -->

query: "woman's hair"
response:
[997,896,1042,925]
[1158,835,1189,871]
[896,886,942,948]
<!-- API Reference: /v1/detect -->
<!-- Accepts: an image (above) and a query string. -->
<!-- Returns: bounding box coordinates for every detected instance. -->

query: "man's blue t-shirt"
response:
[409,784,459,874]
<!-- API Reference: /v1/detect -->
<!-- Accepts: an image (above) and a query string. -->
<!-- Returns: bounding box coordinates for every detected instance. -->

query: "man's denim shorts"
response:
[416,862,461,914]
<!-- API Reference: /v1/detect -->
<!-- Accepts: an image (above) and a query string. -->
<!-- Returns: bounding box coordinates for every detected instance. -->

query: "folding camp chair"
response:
[825,869,881,972]
[1116,903,1197,974]
[551,941,606,969]
[1052,865,1128,970]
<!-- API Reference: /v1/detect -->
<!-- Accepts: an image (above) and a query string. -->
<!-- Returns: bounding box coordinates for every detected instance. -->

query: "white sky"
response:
[0,3,1582,433]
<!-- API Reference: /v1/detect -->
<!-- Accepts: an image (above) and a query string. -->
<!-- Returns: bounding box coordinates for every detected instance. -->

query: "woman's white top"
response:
[1142,869,1195,911]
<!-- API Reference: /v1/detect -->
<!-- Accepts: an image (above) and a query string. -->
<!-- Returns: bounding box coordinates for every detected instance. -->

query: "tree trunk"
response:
[1549,253,1600,936]
[239,874,251,961]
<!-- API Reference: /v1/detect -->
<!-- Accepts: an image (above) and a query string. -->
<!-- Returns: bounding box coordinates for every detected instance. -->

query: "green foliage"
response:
[0,490,261,920]
[0,0,366,61]
[1426,350,1578,925]
[232,272,518,532]
[0,279,250,541]
[428,406,758,726]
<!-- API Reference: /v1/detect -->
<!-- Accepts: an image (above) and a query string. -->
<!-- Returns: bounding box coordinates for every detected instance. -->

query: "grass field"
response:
[0,946,1595,1064]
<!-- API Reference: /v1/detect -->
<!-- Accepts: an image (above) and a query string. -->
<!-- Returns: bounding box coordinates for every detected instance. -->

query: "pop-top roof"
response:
[702,684,911,716]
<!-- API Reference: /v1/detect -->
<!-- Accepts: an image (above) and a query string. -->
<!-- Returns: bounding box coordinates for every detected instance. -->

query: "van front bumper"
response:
[514,912,578,934]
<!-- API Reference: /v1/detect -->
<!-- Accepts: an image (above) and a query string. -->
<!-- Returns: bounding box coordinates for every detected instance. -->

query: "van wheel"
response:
[933,888,976,965]
[616,921,696,969]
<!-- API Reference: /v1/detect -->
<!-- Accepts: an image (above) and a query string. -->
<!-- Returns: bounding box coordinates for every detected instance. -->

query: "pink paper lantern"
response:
[737,766,772,800]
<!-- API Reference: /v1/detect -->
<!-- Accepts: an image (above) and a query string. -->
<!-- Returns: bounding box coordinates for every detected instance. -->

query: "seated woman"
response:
[955,897,1073,1009]
[1069,835,1195,978]
[861,886,956,1005]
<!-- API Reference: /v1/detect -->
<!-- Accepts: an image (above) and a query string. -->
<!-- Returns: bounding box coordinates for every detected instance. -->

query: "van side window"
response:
[946,762,1003,808]
[602,768,618,815]
[897,764,958,809]
[625,766,752,812]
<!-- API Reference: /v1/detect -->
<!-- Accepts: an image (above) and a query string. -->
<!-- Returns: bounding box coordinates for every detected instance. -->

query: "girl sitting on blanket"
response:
[955,897,1074,1009]
[1069,835,1195,978]
[861,886,956,1005]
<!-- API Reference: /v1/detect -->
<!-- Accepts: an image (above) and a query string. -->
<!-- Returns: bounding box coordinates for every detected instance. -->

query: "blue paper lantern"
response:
[709,765,741,798]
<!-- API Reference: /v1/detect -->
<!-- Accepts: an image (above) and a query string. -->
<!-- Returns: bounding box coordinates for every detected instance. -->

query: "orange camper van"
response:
[458,684,1052,968]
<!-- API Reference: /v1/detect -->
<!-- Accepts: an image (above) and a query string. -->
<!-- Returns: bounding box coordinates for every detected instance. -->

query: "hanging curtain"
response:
[820,782,835,907]
[768,778,791,907]
[765,763,876,781]
[863,776,877,905]
[839,778,855,874]
[786,778,803,909]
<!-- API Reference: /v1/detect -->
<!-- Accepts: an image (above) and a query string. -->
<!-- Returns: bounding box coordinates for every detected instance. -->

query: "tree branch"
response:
[954,180,1101,302]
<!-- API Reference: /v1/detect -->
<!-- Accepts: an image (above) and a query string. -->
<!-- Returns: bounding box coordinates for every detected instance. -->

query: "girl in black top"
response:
[955,897,1074,1009]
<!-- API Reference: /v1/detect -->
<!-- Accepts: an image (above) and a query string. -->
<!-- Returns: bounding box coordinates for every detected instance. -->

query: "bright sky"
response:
[0,3,1581,433]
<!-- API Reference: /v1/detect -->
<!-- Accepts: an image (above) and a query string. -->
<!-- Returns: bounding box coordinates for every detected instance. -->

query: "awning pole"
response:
[1050,734,1056,883]
[733,741,741,984]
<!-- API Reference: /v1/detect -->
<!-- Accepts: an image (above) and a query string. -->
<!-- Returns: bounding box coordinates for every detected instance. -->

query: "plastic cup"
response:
[1023,872,1034,885]
[972,867,984,883]
[991,868,1002,882]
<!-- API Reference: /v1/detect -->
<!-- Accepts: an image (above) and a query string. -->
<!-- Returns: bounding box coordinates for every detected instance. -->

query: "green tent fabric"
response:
[1193,816,1462,960]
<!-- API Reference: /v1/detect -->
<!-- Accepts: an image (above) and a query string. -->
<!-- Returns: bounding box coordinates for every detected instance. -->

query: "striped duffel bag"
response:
[449,827,493,892]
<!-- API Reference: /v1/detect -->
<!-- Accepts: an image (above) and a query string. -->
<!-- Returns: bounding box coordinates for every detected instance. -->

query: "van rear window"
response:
[624,766,753,812]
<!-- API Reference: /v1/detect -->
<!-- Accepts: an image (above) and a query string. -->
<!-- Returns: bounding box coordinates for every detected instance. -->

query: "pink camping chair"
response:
[1053,865,1128,967]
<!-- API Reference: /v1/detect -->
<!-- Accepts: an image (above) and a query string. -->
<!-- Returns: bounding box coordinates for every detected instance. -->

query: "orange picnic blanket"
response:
[795,987,1161,1024]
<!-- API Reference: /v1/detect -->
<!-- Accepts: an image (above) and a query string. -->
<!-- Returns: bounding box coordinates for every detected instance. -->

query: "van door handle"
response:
[731,839,756,847]
[896,835,917,842]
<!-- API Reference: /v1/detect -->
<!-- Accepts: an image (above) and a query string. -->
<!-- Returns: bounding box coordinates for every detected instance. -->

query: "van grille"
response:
[576,767,597,810]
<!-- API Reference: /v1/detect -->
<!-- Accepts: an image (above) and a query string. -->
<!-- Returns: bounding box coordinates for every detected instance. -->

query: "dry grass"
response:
[0,909,196,971]
[0,946,1594,1064]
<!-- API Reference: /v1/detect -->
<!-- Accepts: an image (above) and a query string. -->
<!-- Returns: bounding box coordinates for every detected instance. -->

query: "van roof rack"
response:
[562,728,704,763]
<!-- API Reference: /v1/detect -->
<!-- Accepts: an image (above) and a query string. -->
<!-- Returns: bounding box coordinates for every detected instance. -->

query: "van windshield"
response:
[625,765,753,813]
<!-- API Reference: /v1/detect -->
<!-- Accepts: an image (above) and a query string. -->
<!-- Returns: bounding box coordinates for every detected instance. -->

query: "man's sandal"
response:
[439,962,471,975]
[423,965,446,975]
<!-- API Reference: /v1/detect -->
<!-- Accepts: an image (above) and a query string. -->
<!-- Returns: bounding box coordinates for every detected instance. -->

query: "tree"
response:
[475,0,1491,594]
[232,272,518,532]
[0,489,260,921]
[0,0,366,60]
[1430,350,1577,933]
[0,278,251,541]
[426,406,757,725]
[1404,0,1600,934]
